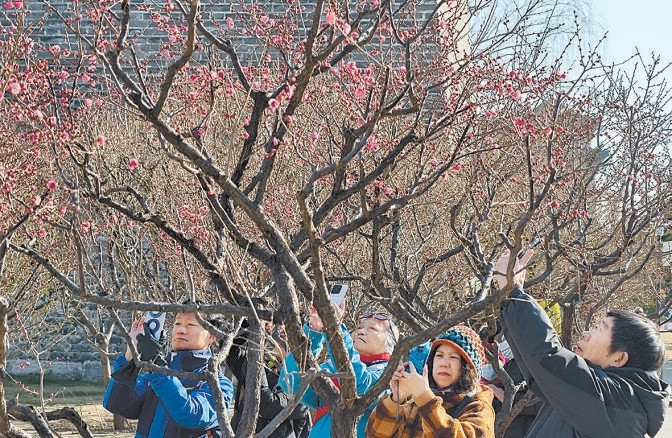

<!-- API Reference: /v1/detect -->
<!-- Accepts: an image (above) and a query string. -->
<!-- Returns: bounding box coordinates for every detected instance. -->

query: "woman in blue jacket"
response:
[279,307,399,437]
[104,311,233,438]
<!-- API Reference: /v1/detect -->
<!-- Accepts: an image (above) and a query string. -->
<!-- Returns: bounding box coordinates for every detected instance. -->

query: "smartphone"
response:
[407,341,431,372]
[329,284,348,306]
[144,311,165,341]
[517,237,541,259]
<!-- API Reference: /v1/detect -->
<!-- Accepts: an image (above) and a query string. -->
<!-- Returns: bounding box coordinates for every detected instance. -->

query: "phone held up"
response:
[329,284,348,306]
[517,236,541,260]
[144,311,165,341]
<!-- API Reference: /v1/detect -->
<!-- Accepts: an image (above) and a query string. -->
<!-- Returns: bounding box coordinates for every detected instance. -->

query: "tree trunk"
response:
[98,339,129,430]
[6,398,55,438]
[0,297,32,437]
[329,405,358,438]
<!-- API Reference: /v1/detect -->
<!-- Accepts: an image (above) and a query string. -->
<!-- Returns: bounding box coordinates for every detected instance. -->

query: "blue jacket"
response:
[278,324,388,438]
[104,349,233,438]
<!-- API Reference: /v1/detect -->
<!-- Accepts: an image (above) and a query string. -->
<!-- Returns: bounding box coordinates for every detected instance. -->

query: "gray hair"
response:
[384,319,400,353]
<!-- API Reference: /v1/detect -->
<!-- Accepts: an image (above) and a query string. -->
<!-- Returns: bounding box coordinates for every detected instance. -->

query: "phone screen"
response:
[329,284,348,306]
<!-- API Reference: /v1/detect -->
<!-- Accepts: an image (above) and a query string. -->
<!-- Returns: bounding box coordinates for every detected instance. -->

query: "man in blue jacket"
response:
[495,249,670,437]
[104,311,233,437]
[279,306,399,437]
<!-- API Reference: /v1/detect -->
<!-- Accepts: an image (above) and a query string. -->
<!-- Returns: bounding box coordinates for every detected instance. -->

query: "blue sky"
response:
[589,0,671,72]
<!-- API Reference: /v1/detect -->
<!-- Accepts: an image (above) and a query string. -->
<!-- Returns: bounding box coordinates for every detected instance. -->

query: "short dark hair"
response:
[607,310,665,372]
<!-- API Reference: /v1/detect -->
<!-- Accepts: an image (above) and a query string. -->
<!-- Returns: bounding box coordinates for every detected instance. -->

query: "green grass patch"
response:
[3,375,107,407]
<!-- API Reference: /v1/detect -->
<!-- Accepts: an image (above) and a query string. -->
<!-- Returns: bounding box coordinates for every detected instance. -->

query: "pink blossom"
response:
[128,158,139,170]
[550,200,560,209]
[268,98,280,111]
[429,158,439,167]
[366,137,380,152]
[450,164,462,172]
[326,10,336,26]
[7,82,21,95]
[46,180,58,191]
[96,135,107,147]
[80,221,92,234]
[513,117,525,128]
[544,126,553,137]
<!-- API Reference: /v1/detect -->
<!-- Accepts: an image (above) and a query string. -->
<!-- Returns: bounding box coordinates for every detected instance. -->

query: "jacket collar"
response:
[169,348,212,372]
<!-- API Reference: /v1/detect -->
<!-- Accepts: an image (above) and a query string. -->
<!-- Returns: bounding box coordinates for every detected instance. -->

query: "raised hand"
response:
[124,317,146,361]
[398,362,430,401]
[493,248,534,289]
[390,362,410,402]
[136,322,167,367]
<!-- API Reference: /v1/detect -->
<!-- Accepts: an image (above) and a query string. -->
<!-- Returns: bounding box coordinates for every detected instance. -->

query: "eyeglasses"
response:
[359,312,391,321]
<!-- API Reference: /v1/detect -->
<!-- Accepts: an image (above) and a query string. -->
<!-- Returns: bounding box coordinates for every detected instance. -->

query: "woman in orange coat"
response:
[366,325,495,438]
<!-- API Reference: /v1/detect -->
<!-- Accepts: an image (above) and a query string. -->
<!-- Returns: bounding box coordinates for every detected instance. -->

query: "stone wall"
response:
[6,307,128,381]
[5,358,106,382]
[7,0,444,63]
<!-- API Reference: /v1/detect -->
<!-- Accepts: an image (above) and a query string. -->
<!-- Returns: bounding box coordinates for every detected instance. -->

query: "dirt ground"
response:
[15,404,136,437]
[14,401,672,437]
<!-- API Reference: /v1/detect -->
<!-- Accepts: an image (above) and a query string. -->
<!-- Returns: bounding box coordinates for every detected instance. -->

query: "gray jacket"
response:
[500,287,670,437]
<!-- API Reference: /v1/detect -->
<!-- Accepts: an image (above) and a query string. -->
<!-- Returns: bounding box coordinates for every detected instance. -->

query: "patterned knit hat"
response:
[430,325,485,377]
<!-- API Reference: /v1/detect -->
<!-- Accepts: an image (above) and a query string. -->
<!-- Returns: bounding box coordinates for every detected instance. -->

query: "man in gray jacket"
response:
[494,249,670,437]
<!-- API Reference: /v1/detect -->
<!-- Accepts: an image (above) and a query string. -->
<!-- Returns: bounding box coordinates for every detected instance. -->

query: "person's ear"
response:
[609,351,629,368]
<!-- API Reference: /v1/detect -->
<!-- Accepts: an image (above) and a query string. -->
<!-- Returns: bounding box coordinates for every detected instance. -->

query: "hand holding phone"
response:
[144,311,165,341]
[517,236,541,259]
